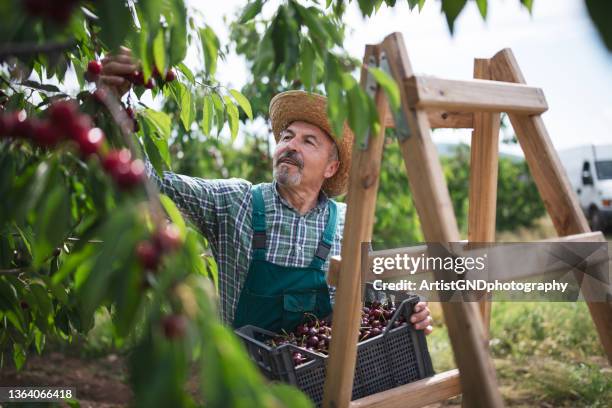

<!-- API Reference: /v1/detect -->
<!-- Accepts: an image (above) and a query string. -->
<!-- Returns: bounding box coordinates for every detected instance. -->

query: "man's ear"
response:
[324,160,340,179]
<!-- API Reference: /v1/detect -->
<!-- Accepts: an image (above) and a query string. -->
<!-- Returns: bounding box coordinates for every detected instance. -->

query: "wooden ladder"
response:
[322,32,612,408]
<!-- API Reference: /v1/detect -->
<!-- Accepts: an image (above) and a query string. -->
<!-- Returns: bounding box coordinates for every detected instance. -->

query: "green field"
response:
[428,302,611,407]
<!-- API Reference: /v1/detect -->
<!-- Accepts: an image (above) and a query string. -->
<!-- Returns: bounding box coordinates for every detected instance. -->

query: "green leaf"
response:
[347,85,370,145]
[300,40,316,91]
[211,93,225,135]
[13,343,26,371]
[176,62,195,84]
[201,94,214,136]
[520,0,534,13]
[200,26,219,77]
[585,0,612,51]
[224,96,240,141]
[153,29,166,74]
[142,109,172,139]
[239,0,264,23]
[271,7,289,68]
[176,82,195,131]
[229,89,253,120]
[441,0,468,34]
[21,80,60,93]
[143,131,169,175]
[33,183,71,267]
[95,0,132,50]
[367,67,400,110]
[159,195,187,237]
[293,4,331,45]
[325,79,346,139]
[168,0,188,66]
[476,0,487,18]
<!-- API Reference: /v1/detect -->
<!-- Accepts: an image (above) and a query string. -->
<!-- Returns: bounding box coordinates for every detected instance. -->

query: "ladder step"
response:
[405,75,548,114]
[350,369,461,408]
[384,109,474,129]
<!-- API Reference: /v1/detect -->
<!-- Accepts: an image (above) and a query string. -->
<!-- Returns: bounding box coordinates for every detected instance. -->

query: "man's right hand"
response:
[100,46,139,98]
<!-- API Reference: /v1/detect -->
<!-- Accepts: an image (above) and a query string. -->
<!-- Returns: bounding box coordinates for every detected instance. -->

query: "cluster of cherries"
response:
[267,300,408,367]
[0,101,102,152]
[137,225,185,341]
[85,59,176,91]
[136,223,182,272]
[0,101,145,190]
[23,0,80,25]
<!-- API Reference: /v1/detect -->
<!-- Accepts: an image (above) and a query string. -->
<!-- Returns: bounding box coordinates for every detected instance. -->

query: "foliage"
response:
[0,1,303,406]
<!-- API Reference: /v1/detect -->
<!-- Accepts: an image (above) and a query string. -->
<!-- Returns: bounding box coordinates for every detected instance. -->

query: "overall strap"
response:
[251,184,267,261]
[309,200,338,269]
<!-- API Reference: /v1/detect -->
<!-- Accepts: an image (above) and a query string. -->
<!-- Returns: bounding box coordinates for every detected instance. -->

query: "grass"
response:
[426,301,611,407]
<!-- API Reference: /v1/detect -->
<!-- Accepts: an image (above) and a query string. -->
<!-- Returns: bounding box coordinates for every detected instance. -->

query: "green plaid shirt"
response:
[147,166,346,324]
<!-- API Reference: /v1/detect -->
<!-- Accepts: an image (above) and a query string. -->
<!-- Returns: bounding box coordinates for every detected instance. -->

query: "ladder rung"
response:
[405,75,548,114]
[384,109,474,129]
[350,369,461,408]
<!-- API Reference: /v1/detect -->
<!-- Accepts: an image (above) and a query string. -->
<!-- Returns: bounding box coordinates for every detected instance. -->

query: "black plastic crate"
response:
[235,296,434,407]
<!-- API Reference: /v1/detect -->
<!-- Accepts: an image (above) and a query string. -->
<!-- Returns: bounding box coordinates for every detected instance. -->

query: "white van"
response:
[558,144,612,231]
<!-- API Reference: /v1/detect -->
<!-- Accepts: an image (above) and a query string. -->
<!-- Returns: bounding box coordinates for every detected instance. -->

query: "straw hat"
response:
[269,90,353,197]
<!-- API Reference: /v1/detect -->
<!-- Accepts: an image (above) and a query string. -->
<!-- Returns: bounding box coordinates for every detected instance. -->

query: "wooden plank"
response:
[404,75,548,114]
[350,369,461,408]
[490,48,612,364]
[384,109,474,129]
[322,45,390,408]
[382,32,504,408]
[468,58,500,340]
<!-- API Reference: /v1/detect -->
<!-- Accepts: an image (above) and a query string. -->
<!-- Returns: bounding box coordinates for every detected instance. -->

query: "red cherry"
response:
[153,224,182,252]
[129,71,144,86]
[152,67,161,79]
[306,336,319,347]
[126,107,135,119]
[165,69,176,82]
[136,241,160,270]
[87,60,102,76]
[161,314,187,339]
[32,120,62,147]
[67,114,92,140]
[49,100,78,127]
[23,0,48,17]
[114,159,145,189]
[76,127,104,156]
[102,148,132,175]
[47,2,75,25]
[144,78,155,89]
[12,112,33,138]
[20,300,29,309]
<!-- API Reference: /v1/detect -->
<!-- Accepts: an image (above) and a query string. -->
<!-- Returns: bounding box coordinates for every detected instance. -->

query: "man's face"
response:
[273,121,339,192]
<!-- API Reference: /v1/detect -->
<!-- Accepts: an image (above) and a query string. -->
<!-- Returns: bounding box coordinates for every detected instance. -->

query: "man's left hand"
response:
[411,301,433,335]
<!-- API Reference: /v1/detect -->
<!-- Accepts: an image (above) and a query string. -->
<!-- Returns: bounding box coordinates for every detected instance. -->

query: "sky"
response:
[188,0,612,157]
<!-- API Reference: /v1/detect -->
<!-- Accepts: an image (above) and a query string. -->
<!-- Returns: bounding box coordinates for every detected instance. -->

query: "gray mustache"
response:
[276,151,304,169]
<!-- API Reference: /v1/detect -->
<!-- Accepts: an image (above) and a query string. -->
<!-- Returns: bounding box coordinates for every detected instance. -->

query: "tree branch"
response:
[0,40,77,60]
[0,268,26,276]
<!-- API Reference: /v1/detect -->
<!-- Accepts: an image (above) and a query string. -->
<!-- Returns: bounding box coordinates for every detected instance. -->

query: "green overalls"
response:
[232,184,337,333]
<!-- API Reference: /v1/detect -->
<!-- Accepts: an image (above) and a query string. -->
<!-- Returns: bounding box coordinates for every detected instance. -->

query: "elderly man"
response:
[101,52,433,334]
